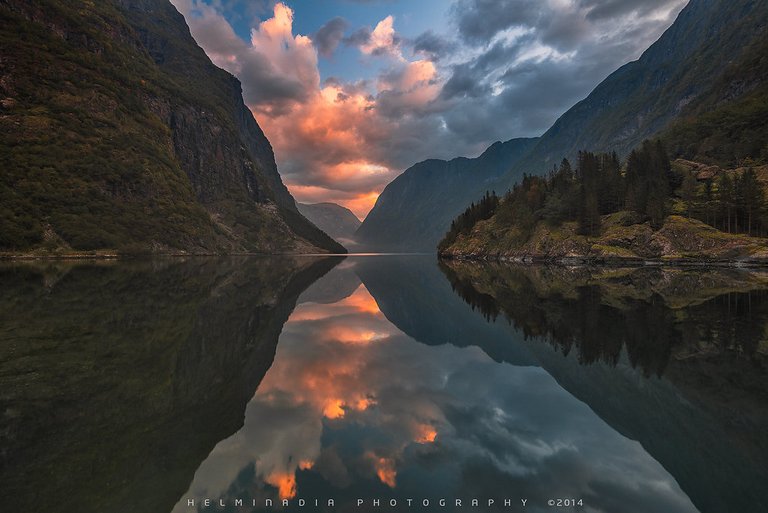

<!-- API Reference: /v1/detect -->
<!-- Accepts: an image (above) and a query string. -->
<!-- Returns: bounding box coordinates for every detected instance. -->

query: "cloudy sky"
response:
[170,0,688,218]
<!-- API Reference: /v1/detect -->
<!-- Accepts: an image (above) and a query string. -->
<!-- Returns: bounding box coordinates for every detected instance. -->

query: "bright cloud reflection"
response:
[173,262,699,513]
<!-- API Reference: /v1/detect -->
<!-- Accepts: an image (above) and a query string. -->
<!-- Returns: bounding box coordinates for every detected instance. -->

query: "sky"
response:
[169,0,689,219]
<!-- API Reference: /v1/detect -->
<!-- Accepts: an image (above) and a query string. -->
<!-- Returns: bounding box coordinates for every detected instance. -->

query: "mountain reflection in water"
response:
[177,256,768,513]
[2,256,766,513]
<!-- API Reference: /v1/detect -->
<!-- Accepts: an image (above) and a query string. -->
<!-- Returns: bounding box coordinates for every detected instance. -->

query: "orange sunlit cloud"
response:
[370,454,398,488]
[323,398,346,419]
[239,281,446,498]
[289,284,382,321]
[286,184,381,220]
[360,16,400,57]
[415,424,438,444]
[266,472,297,500]
[344,285,383,314]
[327,326,387,345]
[174,2,443,219]
[263,285,391,423]
[256,78,406,218]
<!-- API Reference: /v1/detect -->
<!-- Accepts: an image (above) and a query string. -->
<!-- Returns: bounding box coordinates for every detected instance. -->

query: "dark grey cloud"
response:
[327,0,683,195]
[580,0,683,20]
[237,52,310,108]
[412,30,456,61]
[173,0,690,213]
[343,26,372,47]
[427,0,688,146]
[451,0,541,44]
[313,16,348,58]
[440,64,490,100]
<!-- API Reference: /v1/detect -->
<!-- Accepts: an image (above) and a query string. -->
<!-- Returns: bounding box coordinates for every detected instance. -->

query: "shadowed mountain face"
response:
[506,0,768,180]
[0,256,340,513]
[297,203,361,248]
[356,0,767,255]
[0,0,343,254]
[437,261,768,513]
[355,138,538,252]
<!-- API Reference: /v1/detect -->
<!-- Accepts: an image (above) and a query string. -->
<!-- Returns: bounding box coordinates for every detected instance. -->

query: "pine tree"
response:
[740,168,764,235]
[577,151,601,236]
[625,149,647,215]
[681,172,698,219]
[717,173,734,233]
[646,141,669,229]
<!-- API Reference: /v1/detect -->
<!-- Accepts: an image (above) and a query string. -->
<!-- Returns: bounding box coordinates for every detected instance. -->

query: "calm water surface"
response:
[1,256,766,513]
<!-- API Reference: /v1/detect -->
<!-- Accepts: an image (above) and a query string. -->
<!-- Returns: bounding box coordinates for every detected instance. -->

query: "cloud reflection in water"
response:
[175,268,698,513]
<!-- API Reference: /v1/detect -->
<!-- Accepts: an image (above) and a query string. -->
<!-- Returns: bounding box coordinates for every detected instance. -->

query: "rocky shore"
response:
[439,213,768,266]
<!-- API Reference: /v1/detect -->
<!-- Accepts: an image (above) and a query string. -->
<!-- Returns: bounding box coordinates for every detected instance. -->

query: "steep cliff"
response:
[0,0,345,254]
[355,137,538,251]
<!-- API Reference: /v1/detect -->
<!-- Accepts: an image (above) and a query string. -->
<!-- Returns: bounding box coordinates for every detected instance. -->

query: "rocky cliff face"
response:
[355,137,538,251]
[506,0,768,181]
[0,0,344,254]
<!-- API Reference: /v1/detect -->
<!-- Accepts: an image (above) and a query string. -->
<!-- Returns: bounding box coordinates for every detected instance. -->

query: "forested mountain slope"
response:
[0,0,344,254]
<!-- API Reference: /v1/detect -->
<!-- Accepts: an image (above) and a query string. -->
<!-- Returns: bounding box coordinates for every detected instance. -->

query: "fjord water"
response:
[1,257,767,513]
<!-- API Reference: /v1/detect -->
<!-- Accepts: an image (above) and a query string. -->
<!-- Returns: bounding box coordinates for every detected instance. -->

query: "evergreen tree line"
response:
[441,138,768,247]
[441,264,768,378]
[493,140,673,237]
[682,167,766,236]
[439,191,500,250]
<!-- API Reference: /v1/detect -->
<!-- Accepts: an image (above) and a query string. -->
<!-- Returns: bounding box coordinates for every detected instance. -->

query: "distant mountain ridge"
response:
[0,0,344,254]
[506,0,768,181]
[297,202,361,247]
[355,137,539,251]
[437,0,768,260]
[358,0,767,253]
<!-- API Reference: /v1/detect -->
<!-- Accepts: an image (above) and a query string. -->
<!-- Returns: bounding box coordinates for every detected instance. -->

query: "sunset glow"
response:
[372,456,397,488]
[174,0,690,219]
[344,286,384,315]
[323,399,346,419]
[266,472,297,500]
[415,425,438,444]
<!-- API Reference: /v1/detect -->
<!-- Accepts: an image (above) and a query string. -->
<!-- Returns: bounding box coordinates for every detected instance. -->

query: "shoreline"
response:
[438,253,768,268]
[0,251,348,261]
[5,250,768,268]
